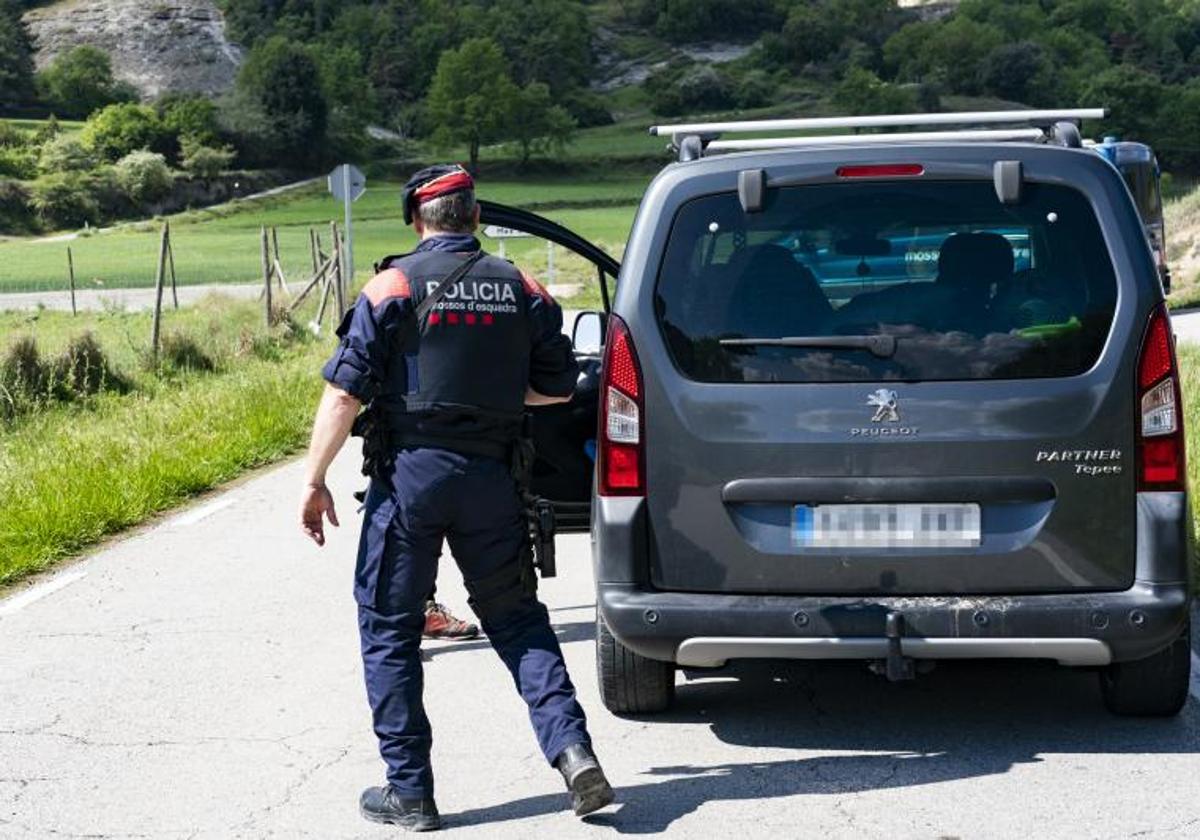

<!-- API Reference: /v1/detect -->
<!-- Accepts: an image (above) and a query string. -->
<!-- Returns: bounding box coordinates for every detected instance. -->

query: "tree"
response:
[0,0,35,109]
[508,82,575,164]
[236,37,328,165]
[978,41,1053,105]
[35,46,134,118]
[80,103,168,162]
[484,0,593,95]
[426,38,517,172]
[160,96,221,147]
[1082,64,1164,142]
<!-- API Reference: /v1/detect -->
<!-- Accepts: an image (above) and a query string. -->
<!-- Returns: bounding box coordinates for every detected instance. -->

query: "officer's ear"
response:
[471,201,481,231]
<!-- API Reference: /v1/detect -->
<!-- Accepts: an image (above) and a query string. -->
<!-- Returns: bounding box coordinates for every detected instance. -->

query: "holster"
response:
[351,404,388,504]
[510,414,557,578]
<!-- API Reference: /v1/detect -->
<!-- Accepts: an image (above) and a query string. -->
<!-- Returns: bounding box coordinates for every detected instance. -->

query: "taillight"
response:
[1136,304,1186,491]
[598,315,645,496]
[836,164,924,178]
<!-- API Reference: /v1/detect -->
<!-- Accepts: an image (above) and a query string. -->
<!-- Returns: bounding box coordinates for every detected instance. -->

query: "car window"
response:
[654,180,1118,383]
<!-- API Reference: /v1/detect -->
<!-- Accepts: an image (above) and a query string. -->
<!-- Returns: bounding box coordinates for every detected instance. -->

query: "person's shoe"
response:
[423,602,479,641]
[554,743,615,816]
[359,786,441,831]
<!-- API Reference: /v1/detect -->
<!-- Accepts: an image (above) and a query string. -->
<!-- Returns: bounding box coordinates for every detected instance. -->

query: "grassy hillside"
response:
[0,172,648,296]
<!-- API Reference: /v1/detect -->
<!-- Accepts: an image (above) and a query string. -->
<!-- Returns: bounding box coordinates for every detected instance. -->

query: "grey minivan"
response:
[572,113,1194,717]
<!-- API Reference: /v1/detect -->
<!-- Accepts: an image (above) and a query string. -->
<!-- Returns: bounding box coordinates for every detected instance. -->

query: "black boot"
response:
[359,786,441,832]
[554,743,614,817]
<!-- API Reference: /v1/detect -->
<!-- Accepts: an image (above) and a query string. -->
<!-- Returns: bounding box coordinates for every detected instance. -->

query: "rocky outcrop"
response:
[23,0,242,100]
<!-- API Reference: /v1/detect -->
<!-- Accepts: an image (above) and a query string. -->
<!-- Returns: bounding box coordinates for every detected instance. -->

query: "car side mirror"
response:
[572,311,606,354]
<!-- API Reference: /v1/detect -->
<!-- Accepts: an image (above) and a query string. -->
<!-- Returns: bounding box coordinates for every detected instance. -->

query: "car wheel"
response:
[1099,622,1191,717]
[596,612,675,714]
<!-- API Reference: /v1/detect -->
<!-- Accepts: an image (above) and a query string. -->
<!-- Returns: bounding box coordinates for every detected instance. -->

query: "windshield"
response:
[654,180,1118,383]
[1119,161,1163,224]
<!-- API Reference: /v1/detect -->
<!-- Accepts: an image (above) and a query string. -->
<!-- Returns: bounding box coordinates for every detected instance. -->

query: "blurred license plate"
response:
[793,503,981,548]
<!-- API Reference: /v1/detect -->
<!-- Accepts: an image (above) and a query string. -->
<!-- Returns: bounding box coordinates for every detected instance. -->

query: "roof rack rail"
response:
[649,109,1106,137]
[650,108,1107,161]
[707,128,1045,151]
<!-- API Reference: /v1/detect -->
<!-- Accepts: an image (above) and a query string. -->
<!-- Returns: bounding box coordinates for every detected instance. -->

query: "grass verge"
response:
[0,340,326,585]
[1176,346,1200,585]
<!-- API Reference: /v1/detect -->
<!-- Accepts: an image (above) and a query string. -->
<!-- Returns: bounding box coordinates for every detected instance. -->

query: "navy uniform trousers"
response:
[355,445,591,797]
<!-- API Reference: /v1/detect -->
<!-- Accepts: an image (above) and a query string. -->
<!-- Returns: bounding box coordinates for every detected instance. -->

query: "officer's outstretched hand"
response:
[300,482,339,547]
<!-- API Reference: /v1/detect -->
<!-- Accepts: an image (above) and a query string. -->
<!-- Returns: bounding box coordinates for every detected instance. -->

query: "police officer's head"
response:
[403,164,480,238]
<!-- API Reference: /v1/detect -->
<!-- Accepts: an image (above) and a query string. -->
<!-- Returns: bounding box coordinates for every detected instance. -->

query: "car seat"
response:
[724,244,832,338]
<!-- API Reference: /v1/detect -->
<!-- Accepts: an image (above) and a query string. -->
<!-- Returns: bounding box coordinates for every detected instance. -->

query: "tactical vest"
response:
[379,249,532,455]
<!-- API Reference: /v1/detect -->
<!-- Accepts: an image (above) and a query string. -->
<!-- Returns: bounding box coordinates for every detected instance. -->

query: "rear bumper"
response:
[593,492,1194,666]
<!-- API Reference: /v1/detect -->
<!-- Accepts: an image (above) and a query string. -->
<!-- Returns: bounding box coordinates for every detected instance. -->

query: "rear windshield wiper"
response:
[719,334,897,358]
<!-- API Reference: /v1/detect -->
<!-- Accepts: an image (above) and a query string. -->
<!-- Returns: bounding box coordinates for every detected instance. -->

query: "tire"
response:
[1099,623,1192,717]
[596,612,675,714]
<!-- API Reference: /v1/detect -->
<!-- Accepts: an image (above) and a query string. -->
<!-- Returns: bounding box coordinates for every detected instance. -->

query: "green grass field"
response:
[0,176,644,296]
[3,117,85,137]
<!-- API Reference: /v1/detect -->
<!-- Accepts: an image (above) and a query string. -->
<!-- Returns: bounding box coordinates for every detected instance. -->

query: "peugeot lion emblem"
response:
[867,388,900,422]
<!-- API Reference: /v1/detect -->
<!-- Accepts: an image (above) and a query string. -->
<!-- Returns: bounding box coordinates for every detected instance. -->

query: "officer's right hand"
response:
[299,482,339,547]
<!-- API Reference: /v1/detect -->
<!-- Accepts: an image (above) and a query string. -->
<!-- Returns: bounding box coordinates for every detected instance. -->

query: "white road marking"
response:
[0,570,87,617]
[170,497,236,527]
[1190,652,1200,702]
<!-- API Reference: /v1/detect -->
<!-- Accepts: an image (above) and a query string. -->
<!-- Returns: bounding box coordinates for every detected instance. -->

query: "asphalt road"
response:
[0,284,582,314]
[0,283,265,313]
[1172,309,1200,345]
[2,448,1200,839]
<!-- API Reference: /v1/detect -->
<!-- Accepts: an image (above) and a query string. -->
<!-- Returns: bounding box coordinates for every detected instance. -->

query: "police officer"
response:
[298,164,613,831]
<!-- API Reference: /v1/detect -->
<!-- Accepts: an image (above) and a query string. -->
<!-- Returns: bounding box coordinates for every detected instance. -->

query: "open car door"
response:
[477,199,620,530]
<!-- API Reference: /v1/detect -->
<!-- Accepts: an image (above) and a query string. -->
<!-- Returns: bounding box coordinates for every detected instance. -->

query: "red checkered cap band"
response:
[413,169,474,206]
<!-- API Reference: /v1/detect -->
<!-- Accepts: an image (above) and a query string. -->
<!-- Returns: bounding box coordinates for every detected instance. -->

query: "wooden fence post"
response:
[330,220,345,316]
[66,246,76,316]
[150,222,169,361]
[166,222,178,310]
[309,228,319,275]
[313,268,333,332]
[261,225,272,327]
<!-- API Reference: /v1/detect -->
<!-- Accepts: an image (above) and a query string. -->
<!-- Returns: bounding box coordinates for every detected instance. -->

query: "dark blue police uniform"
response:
[321,232,590,799]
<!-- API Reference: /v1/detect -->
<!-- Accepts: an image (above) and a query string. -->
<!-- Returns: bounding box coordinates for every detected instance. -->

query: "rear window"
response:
[654,180,1118,383]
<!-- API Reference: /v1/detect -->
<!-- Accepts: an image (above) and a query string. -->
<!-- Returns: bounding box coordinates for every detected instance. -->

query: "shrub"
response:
[114,150,173,204]
[85,165,133,219]
[0,179,33,233]
[159,331,216,373]
[29,173,99,229]
[0,119,28,148]
[33,115,62,145]
[559,90,614,128]
[81,103,168,162]
[38,135,96,174]
[735,70,776,109]
[647,63,735,116]
[0,144,37,179]
[54,332,126,398]
[834,66,917,116]
[1,335,47,399]
[179,138,235,180]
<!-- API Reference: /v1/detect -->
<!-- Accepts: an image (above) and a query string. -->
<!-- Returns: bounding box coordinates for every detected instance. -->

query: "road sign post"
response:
[329,164,366,292]
[482,224,532,260]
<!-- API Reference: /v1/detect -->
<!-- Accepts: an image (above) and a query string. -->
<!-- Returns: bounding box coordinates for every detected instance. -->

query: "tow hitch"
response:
[869,611,916,681]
